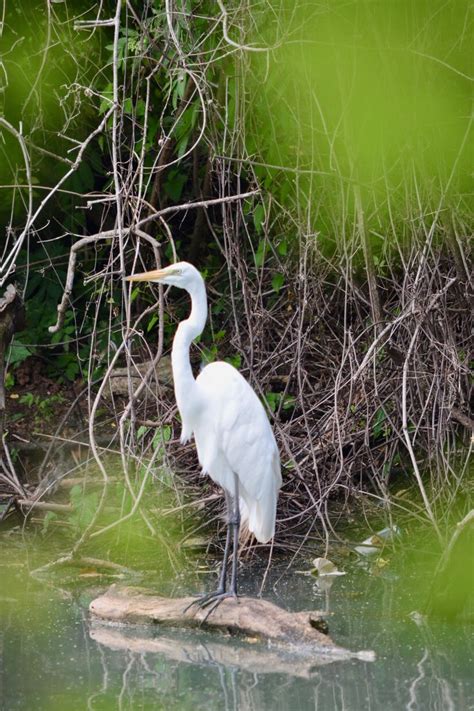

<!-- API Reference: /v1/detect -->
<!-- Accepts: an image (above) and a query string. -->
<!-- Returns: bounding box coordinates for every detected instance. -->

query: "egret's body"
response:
[126,262,281,607]
[193,361,280,543]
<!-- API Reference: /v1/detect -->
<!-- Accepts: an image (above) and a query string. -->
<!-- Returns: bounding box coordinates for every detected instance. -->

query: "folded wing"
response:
[195,361,281,542]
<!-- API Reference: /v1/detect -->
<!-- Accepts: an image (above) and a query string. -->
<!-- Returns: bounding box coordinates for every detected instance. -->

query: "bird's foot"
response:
[183,590,238,619]
[183,588,226,614]
[198,591,238,623]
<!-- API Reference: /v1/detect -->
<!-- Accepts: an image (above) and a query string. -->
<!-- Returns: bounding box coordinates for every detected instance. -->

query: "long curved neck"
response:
[172,278,207,414]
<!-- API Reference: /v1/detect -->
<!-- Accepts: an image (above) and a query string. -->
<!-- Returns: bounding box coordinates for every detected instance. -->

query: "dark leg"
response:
[198,475,240,621]
[216,490,233,593]
[183,488,234,613]
[229,489,241,596]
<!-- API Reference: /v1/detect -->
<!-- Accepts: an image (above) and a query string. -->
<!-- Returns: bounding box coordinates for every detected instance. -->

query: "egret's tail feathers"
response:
[239,486,277,544]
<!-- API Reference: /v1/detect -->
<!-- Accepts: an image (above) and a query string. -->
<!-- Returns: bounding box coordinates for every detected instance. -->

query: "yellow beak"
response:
[125,268,167,283]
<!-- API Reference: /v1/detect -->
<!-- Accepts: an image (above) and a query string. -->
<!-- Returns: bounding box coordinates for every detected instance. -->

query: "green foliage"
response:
[2,2,467,474]
[5,371,15,389]
[7,341,33,366]
[225,354,242,369]
[18,392,35,407]
[201,344,218,365]
[55,353,80,383]
[164,168,188,201]
[372,408,391,440]
[173,100,200,158]
[244,0,472,260]
[152,425,172,451]
[271,273,285,293]
[18,392,65,422]
[2,3,236,390]
[254,239,267,268]
[253,204,266,234]
[146,314,159,333]
[265,391,296,413]
[277,239,288,257]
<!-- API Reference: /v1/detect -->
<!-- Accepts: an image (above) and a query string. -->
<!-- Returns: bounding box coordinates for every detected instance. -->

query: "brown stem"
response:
[354,185,383,333]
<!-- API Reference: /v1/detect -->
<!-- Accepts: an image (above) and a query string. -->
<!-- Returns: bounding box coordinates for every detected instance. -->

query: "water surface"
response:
[1,525,472,711]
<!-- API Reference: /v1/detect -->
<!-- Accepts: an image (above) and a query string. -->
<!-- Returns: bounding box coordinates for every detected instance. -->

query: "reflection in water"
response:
[80,615,470,711]
[88,624,352,679]
[1,545,473,709]
[406,616,457,711]
[87,621,376,710]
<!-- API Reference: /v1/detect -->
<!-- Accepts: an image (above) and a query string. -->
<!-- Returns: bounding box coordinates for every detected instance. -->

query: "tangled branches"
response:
[1,2,472,558]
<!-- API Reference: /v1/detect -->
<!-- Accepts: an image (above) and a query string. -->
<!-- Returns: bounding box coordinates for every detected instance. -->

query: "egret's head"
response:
[125,261,202,290]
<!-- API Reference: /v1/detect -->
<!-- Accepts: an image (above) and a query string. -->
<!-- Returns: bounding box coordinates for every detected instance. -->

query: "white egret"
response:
[126,262,281,610]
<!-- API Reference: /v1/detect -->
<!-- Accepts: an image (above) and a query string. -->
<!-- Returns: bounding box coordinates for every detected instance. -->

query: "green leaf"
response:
[201,345,217,365]
[225,354,241,369]
[19,393,35,407]
[264,392,278,412]
[135,99,146,117]
[277,239,288,256]
[372,407,387,439]
[254,240,266,268]
[98,84,113,115]
[147,314,158,332]
[152,425,172,452]
[282,395,296,410]
[212,298,226,316]
[5,371,14,389]
[271,273,285,293]
[56,353,80,382]
[263,391,295,413]
[176,134,189,158]
[253,204,265,234]
[137,425,149,440]
[7,341,32,366]
[123,97,133,114]
[163,169,187,201]
[172,74,186,109]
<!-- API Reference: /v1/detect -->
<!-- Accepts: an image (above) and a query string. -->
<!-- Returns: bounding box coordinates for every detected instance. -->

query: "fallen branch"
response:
[17,499,73,513]
[89,585,375,662]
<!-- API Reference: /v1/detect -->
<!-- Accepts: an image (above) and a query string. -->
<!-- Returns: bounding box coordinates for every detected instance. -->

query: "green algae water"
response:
[1,520,473,711]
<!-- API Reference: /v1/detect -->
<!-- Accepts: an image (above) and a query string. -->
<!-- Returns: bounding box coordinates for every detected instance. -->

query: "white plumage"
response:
[126,261,281,604]
[194,361,281,542]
